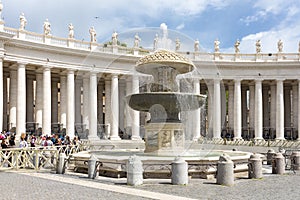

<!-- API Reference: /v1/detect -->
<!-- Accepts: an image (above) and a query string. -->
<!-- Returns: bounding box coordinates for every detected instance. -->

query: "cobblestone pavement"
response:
[0,168,299,200]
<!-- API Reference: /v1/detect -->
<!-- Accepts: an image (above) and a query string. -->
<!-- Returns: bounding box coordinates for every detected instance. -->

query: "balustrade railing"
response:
[2,25,300,61]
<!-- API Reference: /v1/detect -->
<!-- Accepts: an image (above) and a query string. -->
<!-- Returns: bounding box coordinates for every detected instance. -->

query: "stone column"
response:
[263,85,270,128]
[276,79,285,140]
[213,79,221,139]
[110,74,120,140]
[241,87,248,129]
[60,75,67,129]
[254,79,263,140]
[131,76,141,140]
[207,82,214,138]
[97,80,104,125]
[67,70,75,139]
[35,73,43,129]
[16,63,26,140]
[26,77,34,123]
[284,86,291,128]
[0,58,3,131]
[75,78,82,125]
[42,67,51,136]
[88,72,99,141]
[104,78,111,139]
[82,76,89,131]
[249,83,255,137]
[125,77,132,135]
[292,83,298,131]
[234,79,242,140]
[228,83,234,131]
[270,83,277,131]
[192,79,201,140]
[119,79,126,135]
[51,79,59,124]
[9,70,17,130]
[298,80,300,140]
[3,74,7,131]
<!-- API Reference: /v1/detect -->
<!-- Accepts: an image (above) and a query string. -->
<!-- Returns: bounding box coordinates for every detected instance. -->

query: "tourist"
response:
[30,135,36,147]
[44,136,53,146]
[19,137,28,148]
[8,133,15,147]
[63,135,71,145]
[72,136,81,145]
[1,138,9,149]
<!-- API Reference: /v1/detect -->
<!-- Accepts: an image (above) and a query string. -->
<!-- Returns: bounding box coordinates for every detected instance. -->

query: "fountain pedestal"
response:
[145,122,185,153]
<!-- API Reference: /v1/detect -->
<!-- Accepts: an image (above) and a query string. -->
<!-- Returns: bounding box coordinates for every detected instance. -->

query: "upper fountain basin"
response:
[136,49,194,75]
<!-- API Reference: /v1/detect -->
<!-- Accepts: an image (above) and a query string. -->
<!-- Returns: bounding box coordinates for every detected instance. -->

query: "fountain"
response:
[126,49,205,154]
[72,24,252,178]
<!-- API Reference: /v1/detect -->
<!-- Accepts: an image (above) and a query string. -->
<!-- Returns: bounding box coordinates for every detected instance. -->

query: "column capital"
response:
[234,78,242,83]
[276,78,285,82]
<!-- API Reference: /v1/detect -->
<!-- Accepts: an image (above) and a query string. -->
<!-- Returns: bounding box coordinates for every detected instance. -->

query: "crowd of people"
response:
[0,131,81,150]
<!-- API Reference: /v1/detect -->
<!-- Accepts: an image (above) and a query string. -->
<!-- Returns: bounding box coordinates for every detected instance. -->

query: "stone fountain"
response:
[72,25,252,178]
[126,49,205,154]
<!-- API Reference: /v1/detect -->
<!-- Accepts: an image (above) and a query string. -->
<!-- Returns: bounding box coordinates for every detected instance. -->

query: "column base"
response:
[88,136,100,142]
[131,136,142,141]
[212,137,223,142]
[275,138,285,141]
[254,137,264,142]
[233,137,243,141]
[110,136,121,140]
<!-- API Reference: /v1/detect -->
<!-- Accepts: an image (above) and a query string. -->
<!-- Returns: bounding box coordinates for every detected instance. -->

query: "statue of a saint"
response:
[19,13,27,30]
[234,39,240,54]
[68,23,74,39]
[256,39,261,54]
[134,33,141,48]
[112,31,118,45]
[175,38,180,51]
[214,39,220,52]
[153,34,158,50]
[89,26,97,42]
[194,39,199,52]
[277,39,283,53]
[43,19,51,35]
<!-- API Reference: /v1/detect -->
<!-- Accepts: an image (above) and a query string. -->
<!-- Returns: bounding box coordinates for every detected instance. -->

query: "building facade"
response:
[0,4,300,142]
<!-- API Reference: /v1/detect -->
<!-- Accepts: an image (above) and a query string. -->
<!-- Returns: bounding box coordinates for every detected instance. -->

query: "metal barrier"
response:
[0,144,88,171]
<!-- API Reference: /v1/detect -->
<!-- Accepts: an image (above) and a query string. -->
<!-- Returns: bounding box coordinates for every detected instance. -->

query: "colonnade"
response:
[1,60,300,142]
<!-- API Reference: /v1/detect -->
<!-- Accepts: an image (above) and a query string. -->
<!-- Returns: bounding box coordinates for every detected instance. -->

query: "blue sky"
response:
[2,0,300,53]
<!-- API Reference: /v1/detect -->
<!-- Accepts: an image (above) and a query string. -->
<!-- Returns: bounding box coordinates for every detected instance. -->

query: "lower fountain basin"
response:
[72,149,252,179]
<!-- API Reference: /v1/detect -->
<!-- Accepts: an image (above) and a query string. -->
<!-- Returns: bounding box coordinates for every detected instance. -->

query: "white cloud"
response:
[176,23,185,30]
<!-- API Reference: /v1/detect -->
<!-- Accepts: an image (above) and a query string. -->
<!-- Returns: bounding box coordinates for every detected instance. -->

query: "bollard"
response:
[171,157,188,185]
[291,151,300,171]
[127,155,143,186]
[88,154,98,179]
[216,154,234,186]
[56,153,66,174]
[266,149,276,165]
[248,154,263,179]
[272,153,285,175]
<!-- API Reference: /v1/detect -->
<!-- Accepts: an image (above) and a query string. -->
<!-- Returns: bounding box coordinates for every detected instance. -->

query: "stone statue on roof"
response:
[153,34,158,50]
[68,23,74,39]
[43,19,51,35]
[134,33,141,48]
[277,39,283,53]
[19,13,27,30]
[194,39,199,52]
[89,26,97,42]
[214,38,220,53]
[256,39,261,54]
[175,38,180,51]
[112,31,118,46]
[234,39,240,54]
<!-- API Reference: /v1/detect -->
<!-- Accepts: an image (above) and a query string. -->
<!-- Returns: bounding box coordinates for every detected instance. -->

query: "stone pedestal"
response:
[127,155,143,186]
[171,157,188,185]
[216,154,234,186]
[144,123,184,153]
[291,152,300,171]
[272,153,285,175]
[248,154,262,179]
